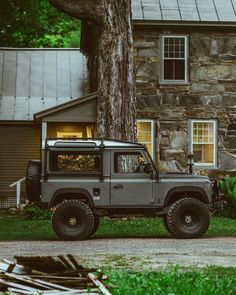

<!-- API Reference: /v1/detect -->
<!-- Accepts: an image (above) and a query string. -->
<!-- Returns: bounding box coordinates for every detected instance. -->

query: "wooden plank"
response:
[88,273,112,295]
[58,255,74,271]
[67,254,84,270]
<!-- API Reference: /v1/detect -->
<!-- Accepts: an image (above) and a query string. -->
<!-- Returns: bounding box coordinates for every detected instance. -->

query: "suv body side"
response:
[41,142,213,210]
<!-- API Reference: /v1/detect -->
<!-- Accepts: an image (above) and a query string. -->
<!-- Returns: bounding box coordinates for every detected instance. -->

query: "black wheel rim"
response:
[181,210,199,229]
[63,212,81,230]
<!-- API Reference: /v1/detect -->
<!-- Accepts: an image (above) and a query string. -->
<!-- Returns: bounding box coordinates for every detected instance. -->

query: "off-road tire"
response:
[163,215,173,235]
[167,197,210,239]
[52,200,94,241]
[88,214,100,237]
[26,160,41,202]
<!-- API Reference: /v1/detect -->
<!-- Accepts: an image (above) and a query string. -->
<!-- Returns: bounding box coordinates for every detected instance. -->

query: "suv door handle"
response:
[113,184,123,189]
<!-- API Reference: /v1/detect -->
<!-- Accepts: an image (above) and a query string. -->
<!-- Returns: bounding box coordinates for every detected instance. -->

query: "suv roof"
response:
[43,138,144,149]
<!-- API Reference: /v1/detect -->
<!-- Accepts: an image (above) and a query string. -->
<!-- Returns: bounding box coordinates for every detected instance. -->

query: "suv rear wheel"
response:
[167,197,210,238]
[52,200,94,241]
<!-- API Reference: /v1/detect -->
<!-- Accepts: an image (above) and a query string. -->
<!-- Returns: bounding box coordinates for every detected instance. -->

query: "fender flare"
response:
[164,186,209,206]
[49,188,94,208]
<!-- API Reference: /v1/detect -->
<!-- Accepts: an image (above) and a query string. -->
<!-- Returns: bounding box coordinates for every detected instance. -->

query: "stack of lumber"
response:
[0,254,111,295]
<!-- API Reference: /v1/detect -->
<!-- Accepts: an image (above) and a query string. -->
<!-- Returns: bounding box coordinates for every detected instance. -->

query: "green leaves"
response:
[219,176,236,207]
[0,0,81,47]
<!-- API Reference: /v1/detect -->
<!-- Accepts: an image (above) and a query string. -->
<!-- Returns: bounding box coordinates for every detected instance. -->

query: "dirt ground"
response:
[0,237,236,270]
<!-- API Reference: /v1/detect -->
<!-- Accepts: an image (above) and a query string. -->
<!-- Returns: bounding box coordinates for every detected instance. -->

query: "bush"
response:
[22,204,51,220]
[219,176,236,218]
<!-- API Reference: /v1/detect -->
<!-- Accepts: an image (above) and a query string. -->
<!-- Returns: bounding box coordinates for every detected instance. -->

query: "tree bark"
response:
[49,0,136,142]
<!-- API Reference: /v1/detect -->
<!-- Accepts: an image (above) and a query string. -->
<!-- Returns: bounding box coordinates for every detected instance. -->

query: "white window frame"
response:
[160,34,189,85]
[136,119,155,159]
[189,119,217,168]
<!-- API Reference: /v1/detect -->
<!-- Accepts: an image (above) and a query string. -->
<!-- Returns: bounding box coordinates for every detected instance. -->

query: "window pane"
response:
[174,60,185,80]
[137,121,153,157]
[50,152,100,173]
[164,60,185,80]
[191,121,215,165]
[164,60,174,80]
[193,144,214,164]
[164,37,185,59]
[114,153,147,173]
[137,122,151,142]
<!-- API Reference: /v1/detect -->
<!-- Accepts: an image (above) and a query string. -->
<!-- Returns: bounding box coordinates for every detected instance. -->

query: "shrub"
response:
[219,176,236,218]
[22,204,51,220]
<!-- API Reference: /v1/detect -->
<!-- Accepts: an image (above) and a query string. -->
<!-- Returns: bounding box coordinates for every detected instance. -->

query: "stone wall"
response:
[134,28,236,173]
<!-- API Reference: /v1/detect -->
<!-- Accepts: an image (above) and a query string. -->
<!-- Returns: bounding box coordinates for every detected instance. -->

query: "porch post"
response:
[42,121,47,144]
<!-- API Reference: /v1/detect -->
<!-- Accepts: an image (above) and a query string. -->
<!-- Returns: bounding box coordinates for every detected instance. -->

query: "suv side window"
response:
[49,151,101,174]
[114,152,148,173]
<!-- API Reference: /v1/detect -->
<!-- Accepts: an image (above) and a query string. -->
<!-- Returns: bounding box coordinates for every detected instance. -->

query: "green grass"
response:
[106,266,236,295]
[0,214,235,240]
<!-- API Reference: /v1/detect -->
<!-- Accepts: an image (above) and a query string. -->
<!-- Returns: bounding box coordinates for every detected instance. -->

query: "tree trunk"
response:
[49,0,136,142]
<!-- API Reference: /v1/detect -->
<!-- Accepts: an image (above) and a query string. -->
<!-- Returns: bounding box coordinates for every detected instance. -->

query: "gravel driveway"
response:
[1,237,236,270]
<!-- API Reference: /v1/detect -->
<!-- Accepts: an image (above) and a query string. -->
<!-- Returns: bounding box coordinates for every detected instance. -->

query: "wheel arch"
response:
[164,187,209,207]
[49,188,94,208]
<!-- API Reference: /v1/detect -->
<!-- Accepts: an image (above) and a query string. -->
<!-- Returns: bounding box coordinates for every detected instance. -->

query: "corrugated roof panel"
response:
[43,97,59,111]
[132,0,143,19]
[232,0,236,11]
[57,51,71,98]
[30,51,44,98]
[160,0,179,10]
[2,51,16,97]
[44,51,57,98]
[70,51,85,98]
[178,0,200,21]
[0,97,14,120]
[214,0,236,21]
[16,51,30,98]
[14,97,29,120]
[162,9,181,20]
[29,97,44,120]
[142,0,162,20]
[196,0,218,21]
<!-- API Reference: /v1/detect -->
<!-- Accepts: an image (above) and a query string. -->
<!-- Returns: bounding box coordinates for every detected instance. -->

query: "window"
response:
[114,152,148,174]
[189,120,217,167]
[137,119,155,159]
[160,35,188,84]
[49,151,101,174]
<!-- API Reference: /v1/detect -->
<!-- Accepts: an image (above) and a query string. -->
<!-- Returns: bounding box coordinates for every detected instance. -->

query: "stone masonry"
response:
[134,28,236,174]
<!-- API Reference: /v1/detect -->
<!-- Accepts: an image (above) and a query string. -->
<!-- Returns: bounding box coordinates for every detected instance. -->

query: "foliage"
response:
[219,176,236,218]
[219,176,236,207]
[0,215,235,241]
[22,204,52,220]
[107,266,236,295]
[0,0,81,47]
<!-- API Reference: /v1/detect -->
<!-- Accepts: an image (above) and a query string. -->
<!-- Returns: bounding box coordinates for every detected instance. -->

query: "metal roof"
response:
[0,48,89,121]
[132,0,236,22]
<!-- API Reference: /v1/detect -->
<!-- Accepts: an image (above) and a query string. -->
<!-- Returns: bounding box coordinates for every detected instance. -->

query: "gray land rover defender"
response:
[26,138,220,240]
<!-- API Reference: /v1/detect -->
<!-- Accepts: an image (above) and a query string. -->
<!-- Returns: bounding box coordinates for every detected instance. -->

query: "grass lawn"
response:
[0,213,235,240]
[106,266,236,295]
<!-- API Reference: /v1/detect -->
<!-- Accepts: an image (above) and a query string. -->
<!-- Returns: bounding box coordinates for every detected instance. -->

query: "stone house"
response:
[1,0,236,207]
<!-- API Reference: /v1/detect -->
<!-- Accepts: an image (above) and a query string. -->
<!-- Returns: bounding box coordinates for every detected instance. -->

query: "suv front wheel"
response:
[166,197,210,238]
[52,200,94,241]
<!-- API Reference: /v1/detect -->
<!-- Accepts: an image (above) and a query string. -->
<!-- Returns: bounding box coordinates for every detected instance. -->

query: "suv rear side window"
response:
[49,151,101,174]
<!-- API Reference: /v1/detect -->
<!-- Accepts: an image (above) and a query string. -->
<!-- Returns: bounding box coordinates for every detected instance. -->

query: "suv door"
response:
[110,150,153,206]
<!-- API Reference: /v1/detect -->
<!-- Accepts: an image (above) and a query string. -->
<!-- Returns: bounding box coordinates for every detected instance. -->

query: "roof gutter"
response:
[133,20,236,29]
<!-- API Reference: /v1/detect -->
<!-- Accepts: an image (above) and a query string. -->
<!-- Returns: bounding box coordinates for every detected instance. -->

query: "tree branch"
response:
[49,0,103,22]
